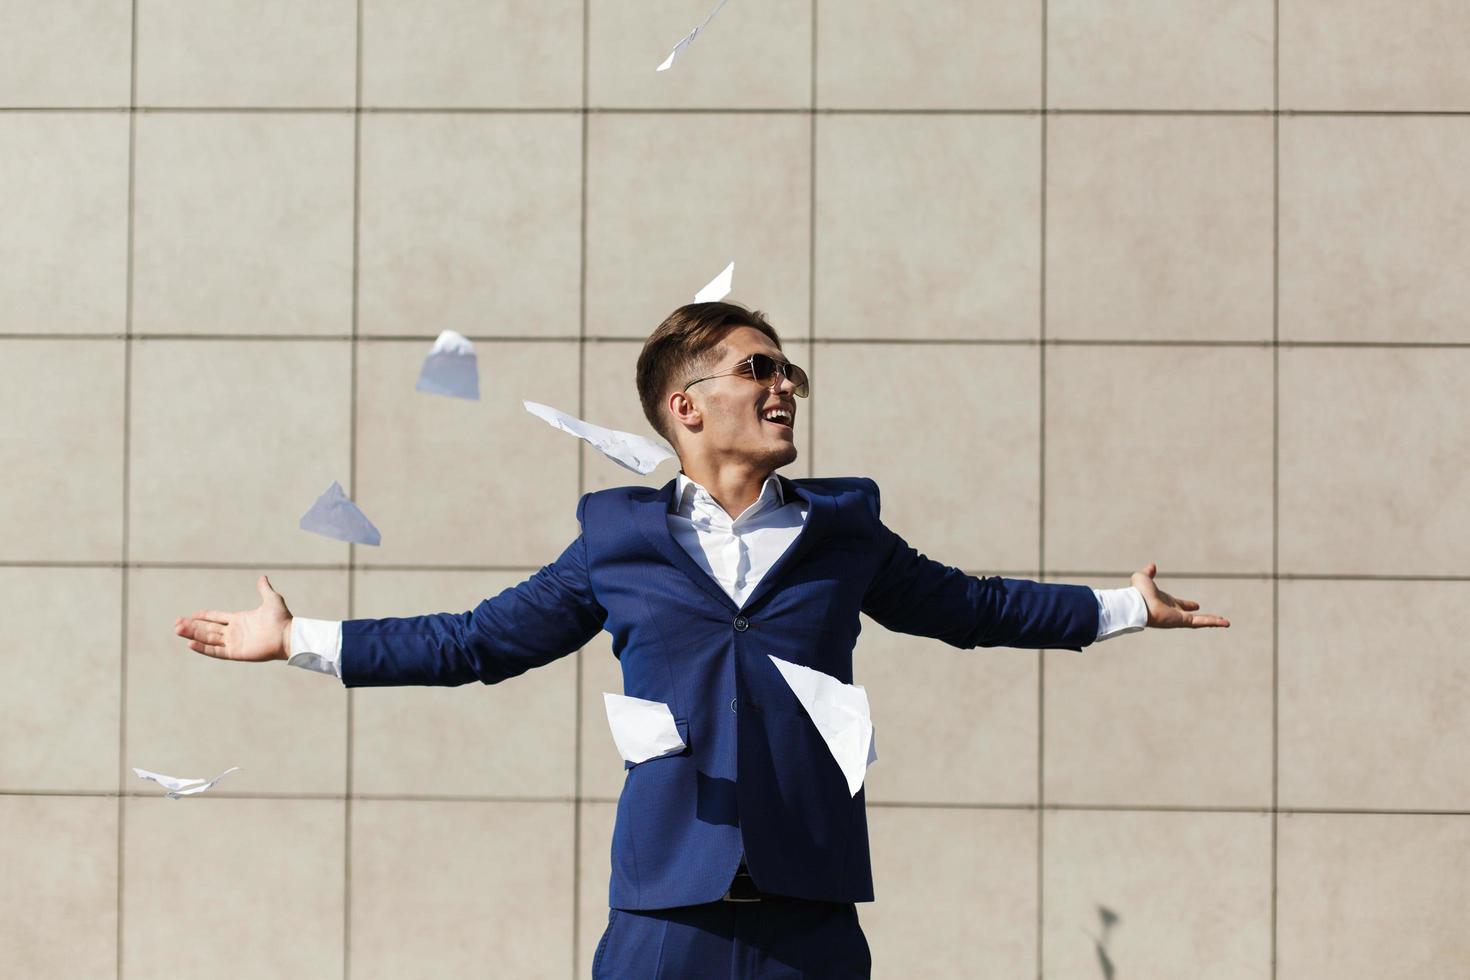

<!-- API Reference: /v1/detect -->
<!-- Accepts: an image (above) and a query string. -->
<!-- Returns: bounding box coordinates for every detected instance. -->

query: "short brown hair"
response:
[636,302,783,444]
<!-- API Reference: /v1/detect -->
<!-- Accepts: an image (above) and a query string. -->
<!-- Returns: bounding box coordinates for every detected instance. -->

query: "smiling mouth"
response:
[761,406,794,429]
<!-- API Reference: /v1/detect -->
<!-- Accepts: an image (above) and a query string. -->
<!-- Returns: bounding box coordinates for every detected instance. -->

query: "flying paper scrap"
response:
[695,261,734,303]
[299,481,381,546]
[415,329,479,400]
[603,693,687,765]
[132,766,241,799]
[656,0,732,71]
[523,401,675,475]
[768,656,876,797]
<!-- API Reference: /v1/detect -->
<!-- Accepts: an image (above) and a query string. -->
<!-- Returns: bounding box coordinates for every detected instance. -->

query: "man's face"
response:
[678,326,800,471]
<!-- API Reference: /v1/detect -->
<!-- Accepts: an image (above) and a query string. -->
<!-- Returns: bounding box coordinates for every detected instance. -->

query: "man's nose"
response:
[772,370,795,394]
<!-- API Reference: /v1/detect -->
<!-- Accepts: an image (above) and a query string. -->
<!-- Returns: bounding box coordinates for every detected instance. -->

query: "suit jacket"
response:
[340,476,1099,909]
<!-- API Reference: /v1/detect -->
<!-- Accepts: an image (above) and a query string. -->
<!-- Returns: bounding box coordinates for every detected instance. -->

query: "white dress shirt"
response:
[288,473,1148,677]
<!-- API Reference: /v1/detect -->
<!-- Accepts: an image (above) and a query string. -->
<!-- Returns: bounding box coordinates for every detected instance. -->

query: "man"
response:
[174,302,1228,978]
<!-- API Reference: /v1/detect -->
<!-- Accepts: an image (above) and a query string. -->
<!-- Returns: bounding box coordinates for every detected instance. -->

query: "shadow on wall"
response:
[1088,904,1119,980]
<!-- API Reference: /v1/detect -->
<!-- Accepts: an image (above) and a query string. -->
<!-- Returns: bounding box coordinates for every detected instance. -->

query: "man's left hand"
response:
[1132,563,1230,629]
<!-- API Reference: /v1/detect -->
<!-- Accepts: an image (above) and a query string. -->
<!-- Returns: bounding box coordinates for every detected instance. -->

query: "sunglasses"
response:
[682,353,810,398]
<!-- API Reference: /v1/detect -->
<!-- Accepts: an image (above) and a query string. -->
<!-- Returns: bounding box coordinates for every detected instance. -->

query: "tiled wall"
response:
[3,2,1469,977]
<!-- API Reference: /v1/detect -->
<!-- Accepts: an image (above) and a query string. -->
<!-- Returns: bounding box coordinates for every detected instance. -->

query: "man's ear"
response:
[667,390,701,432]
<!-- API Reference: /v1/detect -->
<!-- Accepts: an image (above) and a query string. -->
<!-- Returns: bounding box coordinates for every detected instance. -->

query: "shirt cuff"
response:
[287,617,344,679]
[1092,586,1148,642]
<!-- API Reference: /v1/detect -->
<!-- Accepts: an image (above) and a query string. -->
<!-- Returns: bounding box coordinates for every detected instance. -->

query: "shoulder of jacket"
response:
[790,476,882,517]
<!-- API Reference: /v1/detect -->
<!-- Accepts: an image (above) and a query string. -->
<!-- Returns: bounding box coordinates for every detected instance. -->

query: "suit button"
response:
[730,697,738,713]
[733,616,749,632]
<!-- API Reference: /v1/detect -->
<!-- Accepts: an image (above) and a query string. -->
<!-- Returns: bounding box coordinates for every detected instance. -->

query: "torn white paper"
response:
[694,261,734,303]
[132,766,241,799]
[768,656,876,797]
[603,693,686,765]
[299,481,381,547]
[656,0,732,72]
[523,401,676,475]
[415,329,479,400]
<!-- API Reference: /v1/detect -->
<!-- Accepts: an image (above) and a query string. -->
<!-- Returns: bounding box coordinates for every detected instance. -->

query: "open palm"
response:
[174,575,292,662]
[1131,563,1230,629]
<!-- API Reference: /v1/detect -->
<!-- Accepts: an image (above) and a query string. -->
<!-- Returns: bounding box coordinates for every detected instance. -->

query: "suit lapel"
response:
[631,475,837,614]
[738,477,833,613]
[632,479,741,613]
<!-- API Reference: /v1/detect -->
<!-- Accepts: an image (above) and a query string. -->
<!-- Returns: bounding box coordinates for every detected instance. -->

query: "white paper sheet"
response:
[768,656,876,797]
[299,480,381,546]
[415,329,479,400]
[523,401,676,475]
[132,766,241,799]
[603,693,687,765]
[694,261,734,303]
[656,0,732,71]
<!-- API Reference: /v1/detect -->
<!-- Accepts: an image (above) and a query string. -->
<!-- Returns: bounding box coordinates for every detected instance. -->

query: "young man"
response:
[175,302,1228,978]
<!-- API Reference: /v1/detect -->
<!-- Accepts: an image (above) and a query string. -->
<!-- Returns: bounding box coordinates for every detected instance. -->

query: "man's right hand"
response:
[174,575,293,662]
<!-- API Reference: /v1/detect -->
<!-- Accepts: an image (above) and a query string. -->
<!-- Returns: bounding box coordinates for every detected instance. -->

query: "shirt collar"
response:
[674,471,786,525]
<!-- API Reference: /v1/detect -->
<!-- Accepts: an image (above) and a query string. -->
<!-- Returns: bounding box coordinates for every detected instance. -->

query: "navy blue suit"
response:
[341,476,1098,914]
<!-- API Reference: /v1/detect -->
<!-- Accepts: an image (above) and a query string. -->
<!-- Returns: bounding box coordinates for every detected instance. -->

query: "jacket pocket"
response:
[624,716,689,770]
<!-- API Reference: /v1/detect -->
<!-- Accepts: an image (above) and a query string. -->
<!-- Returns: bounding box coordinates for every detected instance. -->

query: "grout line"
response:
[11,788,1470,816]
[14,333,1470,349]
[806,0,818,480]
[14,105,1470,117]
[572,3,591,972]
[343,4,365,976]
[116,2,139,973]
[1036,4,1049,975]
[1271,3,1282,975]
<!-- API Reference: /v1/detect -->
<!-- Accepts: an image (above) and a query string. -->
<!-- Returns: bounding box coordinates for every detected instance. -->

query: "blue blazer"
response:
[341,476,1099,910]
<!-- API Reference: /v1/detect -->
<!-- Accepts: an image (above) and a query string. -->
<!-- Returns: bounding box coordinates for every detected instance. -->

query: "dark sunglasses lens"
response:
[747,353,810,397]
[786,362,810,397]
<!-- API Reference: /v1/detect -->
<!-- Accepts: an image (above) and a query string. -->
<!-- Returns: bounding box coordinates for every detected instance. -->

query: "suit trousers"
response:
[591,896,871,979]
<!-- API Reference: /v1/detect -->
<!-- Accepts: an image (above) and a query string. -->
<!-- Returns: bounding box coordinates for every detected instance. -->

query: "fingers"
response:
[184,619,225,646]
[188,608,231,626]
[187,639,227,658]
[1185,613,1230,628]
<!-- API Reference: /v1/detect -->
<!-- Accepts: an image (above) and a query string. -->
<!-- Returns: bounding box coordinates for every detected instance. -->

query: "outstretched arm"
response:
[175,508,608,686]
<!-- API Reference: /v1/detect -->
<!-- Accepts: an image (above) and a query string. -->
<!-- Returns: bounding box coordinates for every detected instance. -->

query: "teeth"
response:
[762,409,792,423]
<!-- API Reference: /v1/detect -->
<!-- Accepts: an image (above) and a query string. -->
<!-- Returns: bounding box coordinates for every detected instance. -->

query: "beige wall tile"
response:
[865,807,1036,976]
[1045,577,1272,807]
[132,114,354,335]
[814,343,1041,572]
[1280,580,1470,810]
[123,797,344,978]
[358,114,582,338]
[0,1,132,106]
[0,796,116,977]
[1281,0,1470,111]
[1279,348,1470,576]
[1044,345,1273,573]
[1043,810,1272,979]
[0,114,129,333]
[1281,117,1470,343]
[129,339,351,564]
[351,569,577,797]
[585,113,809,339]
[363,0,582,108]
[1047,115,1274,342]
[137,0,355,107]
[1049,0,1273,110]
[127,568,348,794]
[1277,813,1470,978]
[576,800,617,974]
[579,338,811,494]
[0,339,124,560]
[815,116,1040,341]
[355,339,580,566]
[351,800,574,979]
[857,615,1038,805]
[0,568,120,791]
[588,0,809,109]
[816,1,1039,110]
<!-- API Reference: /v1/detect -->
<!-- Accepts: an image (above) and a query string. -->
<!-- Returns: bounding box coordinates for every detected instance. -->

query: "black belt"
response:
[721,863,764,903]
